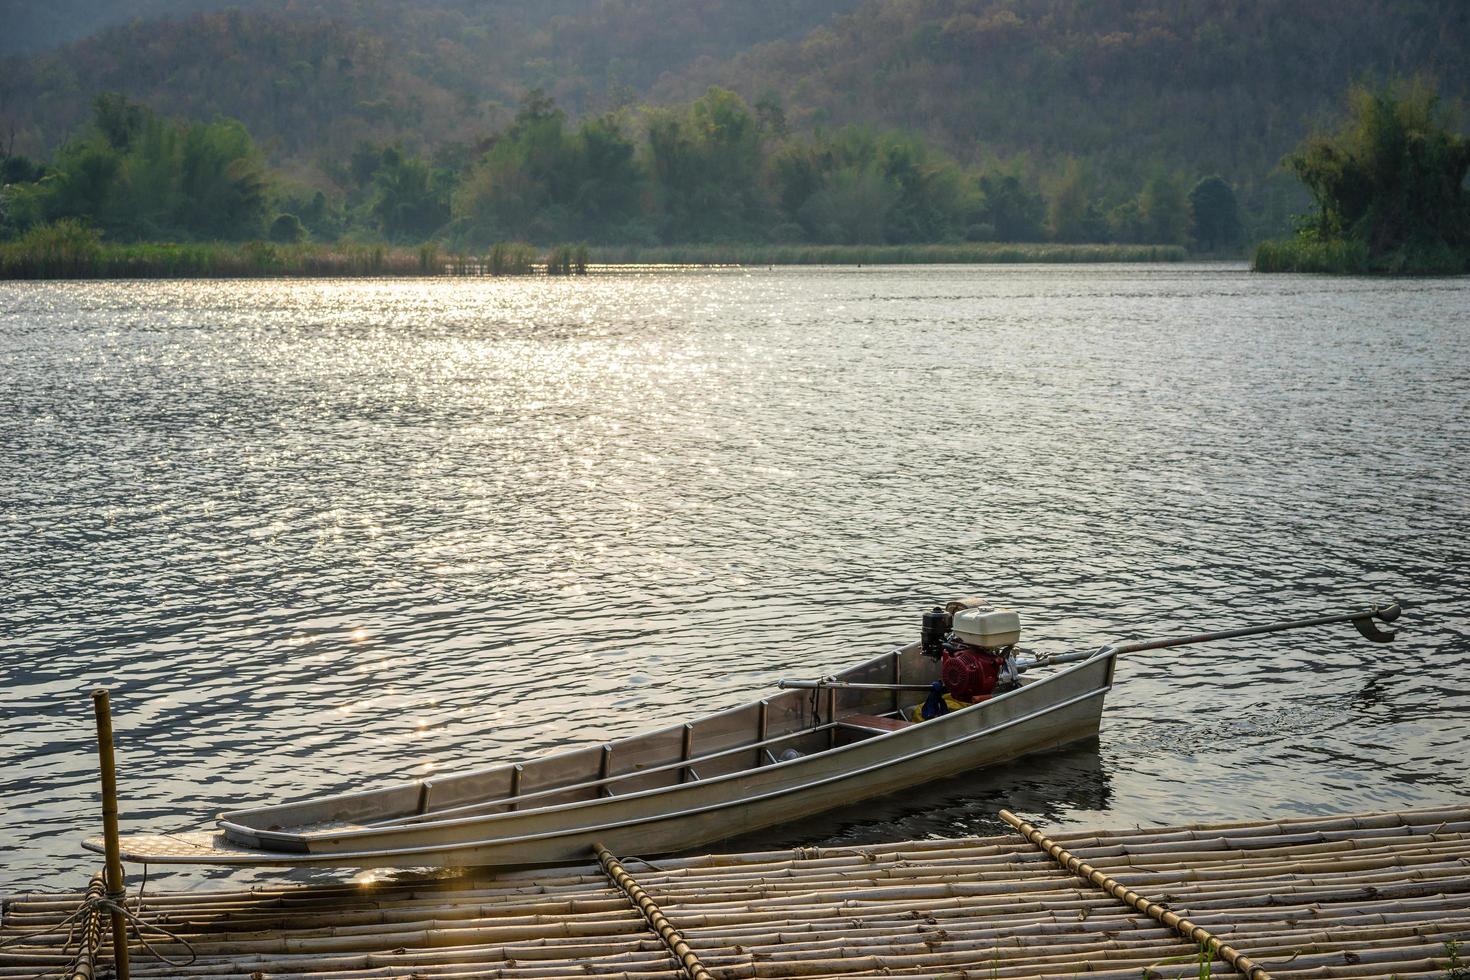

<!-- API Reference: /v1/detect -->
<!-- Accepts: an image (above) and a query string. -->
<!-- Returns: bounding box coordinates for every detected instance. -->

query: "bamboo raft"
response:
[3,804,1467,980]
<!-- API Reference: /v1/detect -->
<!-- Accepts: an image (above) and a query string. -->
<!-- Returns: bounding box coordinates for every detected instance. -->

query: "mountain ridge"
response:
[2,0,1466,232]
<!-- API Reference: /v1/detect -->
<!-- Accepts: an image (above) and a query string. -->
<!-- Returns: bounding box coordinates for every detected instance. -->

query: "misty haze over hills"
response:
[0,0,236,53]
[0,0,863,146]
[1,0,1465,236]
[0,0,766,54]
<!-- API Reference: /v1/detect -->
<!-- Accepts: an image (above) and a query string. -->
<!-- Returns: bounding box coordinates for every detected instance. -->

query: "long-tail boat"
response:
[86,599,1405,868]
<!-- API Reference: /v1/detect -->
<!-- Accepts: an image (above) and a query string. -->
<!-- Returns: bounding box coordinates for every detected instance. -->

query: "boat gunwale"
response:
[216,643,919,834]
[217,649,1118,853]
[93,660,1112,865]
[364,717,860,829]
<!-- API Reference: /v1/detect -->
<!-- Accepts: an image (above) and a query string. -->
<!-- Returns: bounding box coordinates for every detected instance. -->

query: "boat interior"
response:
[224,643,1040,847]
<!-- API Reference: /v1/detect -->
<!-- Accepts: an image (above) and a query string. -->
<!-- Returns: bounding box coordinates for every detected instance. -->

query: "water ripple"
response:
[1,265,1466,891]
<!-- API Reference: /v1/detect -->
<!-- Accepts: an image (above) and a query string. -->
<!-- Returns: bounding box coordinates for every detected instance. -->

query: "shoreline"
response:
[0,240,1193,280]
[1253,237,1470,276]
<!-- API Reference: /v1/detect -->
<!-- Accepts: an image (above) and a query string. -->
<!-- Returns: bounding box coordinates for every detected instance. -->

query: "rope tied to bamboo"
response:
[0,873,106,980]
[1000,809,1273,980]
[594,842,713,980]
[0,867,198,976]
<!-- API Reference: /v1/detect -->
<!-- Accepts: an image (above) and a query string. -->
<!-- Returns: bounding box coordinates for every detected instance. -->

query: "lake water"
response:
[1,263,1467,894]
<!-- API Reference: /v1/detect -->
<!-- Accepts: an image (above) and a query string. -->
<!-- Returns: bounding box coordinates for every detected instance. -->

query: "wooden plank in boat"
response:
[839,713,913,734]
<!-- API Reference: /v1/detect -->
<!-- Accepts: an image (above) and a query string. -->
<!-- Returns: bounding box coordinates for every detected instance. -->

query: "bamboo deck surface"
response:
[3,804,1468,980]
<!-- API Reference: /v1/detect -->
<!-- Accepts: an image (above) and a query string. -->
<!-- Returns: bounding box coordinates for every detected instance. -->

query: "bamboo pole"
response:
[15,871,1468,949]
[1001,809,1271,980]
[69,904,1470,970]
[13,806,1455,918]
[16,906,1470,978]
[594,843,711,980]
[5,805,1467,980]
[100,875,1458,969]
[64,873,107,980]
[8,875,1458,940]
[91,689,131,980]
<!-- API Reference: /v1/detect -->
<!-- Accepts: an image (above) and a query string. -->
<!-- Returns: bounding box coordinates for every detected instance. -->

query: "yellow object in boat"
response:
[907,692,977,722]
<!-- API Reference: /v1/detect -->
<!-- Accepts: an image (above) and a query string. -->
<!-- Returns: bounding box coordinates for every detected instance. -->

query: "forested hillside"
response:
[0,0,858,163]
[654,0,1470,223]
[1,0,1466,246]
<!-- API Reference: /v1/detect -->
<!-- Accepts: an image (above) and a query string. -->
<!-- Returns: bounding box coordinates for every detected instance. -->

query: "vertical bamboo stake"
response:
[90,689,131,980]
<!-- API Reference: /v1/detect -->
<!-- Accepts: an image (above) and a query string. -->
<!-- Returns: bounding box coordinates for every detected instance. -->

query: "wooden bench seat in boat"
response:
[838,713,913,735]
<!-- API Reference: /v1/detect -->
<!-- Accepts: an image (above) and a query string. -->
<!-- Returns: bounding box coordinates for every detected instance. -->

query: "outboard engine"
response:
[920,599,1021,702]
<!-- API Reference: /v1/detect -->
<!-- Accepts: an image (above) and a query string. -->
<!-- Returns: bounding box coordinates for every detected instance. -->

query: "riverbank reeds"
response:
[487,242,539,275]
[1253,237,1467,274]
[0,226,596,280]
[1251,238,1372,274]
[588,242,1188,265]
[2,227,1186,280]
[0,224,416,279]
[546,243,591,275]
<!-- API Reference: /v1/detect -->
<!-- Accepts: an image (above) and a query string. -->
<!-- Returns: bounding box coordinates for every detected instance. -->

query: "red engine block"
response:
[941,644,1006,702]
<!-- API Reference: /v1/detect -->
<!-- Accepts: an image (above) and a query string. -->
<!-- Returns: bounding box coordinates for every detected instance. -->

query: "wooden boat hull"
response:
[89,647,1116,868]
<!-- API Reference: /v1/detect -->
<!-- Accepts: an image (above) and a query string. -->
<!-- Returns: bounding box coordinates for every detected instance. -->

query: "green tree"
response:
[45,140,121,225]
[2,155,46,185]
[177,118,268,240]
[569,115,645,238]
[349,141,383,188]
[1188,175,1243,251]
[754,94,789,139]
[372,146,450,241]
[798,165,896,243]
[1139,174,1190,245]
[39,97,269,241]
[1287,81,1470,262]
[1048,161,1108,243]
[978,173,1044,241]
[770,141,827,225]
[92,93,147,152]
[108,113,183,239]
[282,189,342,240]
[269,212,306,243]
[647,88,767,241]
[767,126,974,243]
[1107,199,1144,244]
[0,181,46,239]
[875,131,972,243]
[452,93,644,244]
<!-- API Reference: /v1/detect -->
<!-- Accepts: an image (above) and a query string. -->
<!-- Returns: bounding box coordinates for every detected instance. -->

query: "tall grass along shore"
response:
[0,226,1187,280]
[0,222,588,280]
[0,233,1187,283]
[1252,237,1467,275]
[588,242,1187,266]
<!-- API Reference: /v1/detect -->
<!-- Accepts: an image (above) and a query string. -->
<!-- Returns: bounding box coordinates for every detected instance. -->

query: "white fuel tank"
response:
[951,606,1021,649]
